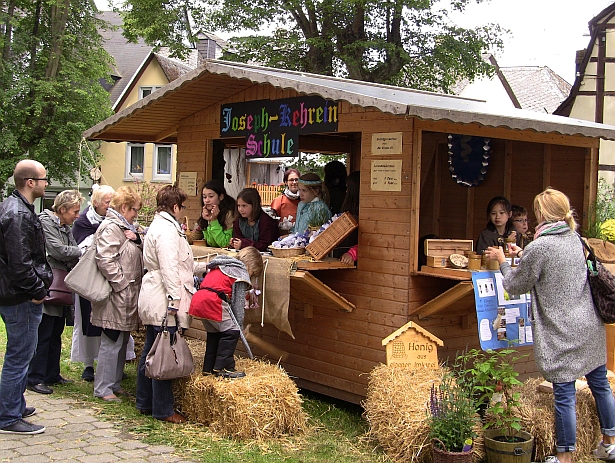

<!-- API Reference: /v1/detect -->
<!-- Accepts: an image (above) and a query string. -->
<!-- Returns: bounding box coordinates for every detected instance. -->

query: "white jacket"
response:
[138,212,207,329]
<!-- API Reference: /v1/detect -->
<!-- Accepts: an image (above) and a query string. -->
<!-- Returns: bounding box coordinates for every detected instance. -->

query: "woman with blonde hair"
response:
[292,173,331,234]
[485,188,615,463]
[27,190,84,395]
[91,186,143,402]
[70,185,114,382]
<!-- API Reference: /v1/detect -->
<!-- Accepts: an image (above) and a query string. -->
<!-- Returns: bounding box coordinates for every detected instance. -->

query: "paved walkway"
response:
[0,391,199,463]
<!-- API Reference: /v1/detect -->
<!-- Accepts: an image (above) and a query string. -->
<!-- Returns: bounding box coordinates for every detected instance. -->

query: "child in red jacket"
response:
[188,247,263,379]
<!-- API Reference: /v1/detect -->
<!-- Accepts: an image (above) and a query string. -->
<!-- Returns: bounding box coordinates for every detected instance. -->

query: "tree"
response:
[119,0,505,90]
[0,0,113,194]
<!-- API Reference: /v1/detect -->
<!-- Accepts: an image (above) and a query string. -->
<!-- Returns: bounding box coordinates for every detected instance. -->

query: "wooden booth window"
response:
[416,130,590,281]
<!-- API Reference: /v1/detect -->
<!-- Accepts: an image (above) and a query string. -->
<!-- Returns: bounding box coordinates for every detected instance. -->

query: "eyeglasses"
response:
[288,179,299,182]
[27,177,49,183]
[131,207,140,213]
[513,219,528,223]
[180,205,186,210]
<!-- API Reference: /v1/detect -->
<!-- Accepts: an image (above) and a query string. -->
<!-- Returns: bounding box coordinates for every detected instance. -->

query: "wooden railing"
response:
[251,183,282,206]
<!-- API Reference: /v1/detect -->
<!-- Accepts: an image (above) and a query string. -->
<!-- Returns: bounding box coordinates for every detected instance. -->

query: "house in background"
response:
[554,2,615,184]
[96,12,226,190]
[454,54,572,114]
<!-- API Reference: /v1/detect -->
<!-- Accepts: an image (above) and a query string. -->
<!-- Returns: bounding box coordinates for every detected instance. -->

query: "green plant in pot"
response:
[427,371,478,462]
[454,348,533,463]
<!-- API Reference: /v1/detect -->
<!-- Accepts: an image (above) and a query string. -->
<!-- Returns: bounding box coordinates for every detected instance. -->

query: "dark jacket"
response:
[0,190,52,304]
[233,211,280,252]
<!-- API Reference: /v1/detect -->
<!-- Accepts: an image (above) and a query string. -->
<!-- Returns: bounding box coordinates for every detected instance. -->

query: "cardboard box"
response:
[424,239,474,268]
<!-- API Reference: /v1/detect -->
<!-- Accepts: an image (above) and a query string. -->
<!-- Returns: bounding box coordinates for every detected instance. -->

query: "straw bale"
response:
[363,364,484,463]
[517,377,605,461]
[174,342,307,440]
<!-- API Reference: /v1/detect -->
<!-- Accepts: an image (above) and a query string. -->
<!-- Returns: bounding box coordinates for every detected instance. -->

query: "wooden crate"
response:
[424,239,474,268]
[306,212,359,261]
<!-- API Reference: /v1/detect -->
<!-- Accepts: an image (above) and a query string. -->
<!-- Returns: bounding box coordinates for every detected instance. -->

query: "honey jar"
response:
[468,254,481,270]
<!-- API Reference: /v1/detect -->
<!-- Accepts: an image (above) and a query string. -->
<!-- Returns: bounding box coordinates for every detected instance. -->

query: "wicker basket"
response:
[268,246,306,258]
[305,212,358,261]
[432,439,473,463]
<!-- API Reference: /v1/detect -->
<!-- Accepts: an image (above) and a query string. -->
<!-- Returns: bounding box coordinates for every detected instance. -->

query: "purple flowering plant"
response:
[428,372,478,453]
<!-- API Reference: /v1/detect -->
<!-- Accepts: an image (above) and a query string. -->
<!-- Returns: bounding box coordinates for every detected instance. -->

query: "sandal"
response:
[100,394,121,402]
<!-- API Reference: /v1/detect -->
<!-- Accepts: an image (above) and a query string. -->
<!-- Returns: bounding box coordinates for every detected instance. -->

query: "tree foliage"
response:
[118,0,505,90]
[0,0,113,193]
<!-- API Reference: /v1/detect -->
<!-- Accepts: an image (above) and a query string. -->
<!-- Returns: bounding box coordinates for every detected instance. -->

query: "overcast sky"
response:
[96,0,613,84]
[447,0,614,84]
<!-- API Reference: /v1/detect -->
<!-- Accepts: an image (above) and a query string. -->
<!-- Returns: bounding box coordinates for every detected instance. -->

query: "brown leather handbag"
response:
[44,268,74,306]
[145,316,194,380]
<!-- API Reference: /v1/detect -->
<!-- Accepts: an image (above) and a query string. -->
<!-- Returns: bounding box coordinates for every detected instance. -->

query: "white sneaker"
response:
[544,456,561,463]
[594,442,615,460]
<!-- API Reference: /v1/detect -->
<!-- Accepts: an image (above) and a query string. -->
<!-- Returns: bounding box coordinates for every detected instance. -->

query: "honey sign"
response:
[382,321,443,369]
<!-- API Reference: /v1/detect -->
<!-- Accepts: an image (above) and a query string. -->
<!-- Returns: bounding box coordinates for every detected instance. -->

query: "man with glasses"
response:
[0,160,52,434]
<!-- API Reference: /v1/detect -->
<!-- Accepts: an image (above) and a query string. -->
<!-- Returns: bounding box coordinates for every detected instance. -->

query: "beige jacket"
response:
[91,211,143,332]
[138,212,208,329]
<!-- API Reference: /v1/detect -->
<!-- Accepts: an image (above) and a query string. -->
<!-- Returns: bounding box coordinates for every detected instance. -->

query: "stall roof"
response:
[84,60,615,143]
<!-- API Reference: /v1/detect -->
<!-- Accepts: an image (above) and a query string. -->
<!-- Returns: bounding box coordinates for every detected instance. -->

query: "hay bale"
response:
[517,377,603,461]
[175,352,307,440]
[363,364,484,463]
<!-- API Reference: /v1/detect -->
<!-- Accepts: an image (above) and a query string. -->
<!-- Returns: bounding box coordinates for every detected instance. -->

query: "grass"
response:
[0,323,386,462]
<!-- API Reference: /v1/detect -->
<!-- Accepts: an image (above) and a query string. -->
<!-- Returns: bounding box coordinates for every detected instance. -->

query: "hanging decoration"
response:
[447,134,491,187]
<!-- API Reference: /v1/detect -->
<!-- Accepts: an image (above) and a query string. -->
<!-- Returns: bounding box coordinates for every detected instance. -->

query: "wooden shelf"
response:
[290,271,355,312]
[296,257,355,270]
[413,281,474,319]
[417,265,473,281]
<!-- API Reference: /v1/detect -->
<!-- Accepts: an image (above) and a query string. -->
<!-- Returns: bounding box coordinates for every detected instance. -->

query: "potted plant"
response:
[427,370,478,463]
[454,348,533,463]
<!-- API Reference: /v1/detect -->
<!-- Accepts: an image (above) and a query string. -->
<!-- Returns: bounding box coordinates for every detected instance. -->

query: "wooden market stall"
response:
[84,60,615,404]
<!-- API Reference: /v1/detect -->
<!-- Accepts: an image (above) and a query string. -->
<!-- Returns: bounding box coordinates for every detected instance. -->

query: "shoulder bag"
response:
[64,238,111,303]
[580,235,615,324]
[44,268,73,306]
[145,315,195,380]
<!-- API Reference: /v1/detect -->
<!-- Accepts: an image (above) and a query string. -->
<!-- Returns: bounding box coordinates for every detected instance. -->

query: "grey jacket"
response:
[39,210,81,271]
[91,211,143,332]
[39,209,82,315]
[500,230,605,383]
[207,255,251,327]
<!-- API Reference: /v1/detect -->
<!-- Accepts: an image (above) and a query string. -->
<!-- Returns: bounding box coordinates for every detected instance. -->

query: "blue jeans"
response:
[135,325,175,420]
[553,364,615,452]
[0,301,43,428]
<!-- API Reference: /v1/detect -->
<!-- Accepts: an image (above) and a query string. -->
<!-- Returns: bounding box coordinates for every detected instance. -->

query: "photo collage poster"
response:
[471,270,533,350]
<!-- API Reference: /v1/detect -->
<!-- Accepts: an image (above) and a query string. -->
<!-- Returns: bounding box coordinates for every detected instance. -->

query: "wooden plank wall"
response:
[419,132,590,242]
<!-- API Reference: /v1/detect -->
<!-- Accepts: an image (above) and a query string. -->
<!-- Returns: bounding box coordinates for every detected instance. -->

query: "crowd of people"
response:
[195,165,360,260]
[0,159,359,435]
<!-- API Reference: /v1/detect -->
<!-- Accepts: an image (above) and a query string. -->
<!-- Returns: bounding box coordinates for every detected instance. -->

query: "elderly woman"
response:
[485,188,615,463]
[137,185,208,423]
[270,168,300,224]
[91,186,143,402]
[70,185,114,382]
[27,190,84,395]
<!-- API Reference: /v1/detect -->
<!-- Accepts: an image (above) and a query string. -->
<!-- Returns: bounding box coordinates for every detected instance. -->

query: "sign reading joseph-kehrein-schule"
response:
[220,96,339,158]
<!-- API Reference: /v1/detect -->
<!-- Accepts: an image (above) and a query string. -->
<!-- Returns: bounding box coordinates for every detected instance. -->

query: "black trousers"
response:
[203,330,240,373]
[28,313,65,385]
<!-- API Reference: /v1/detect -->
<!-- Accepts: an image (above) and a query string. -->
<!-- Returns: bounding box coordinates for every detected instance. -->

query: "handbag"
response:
[64,241,112,303]
[44,268,73,306]
[145,316,194,380]
[580,235,615,324]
